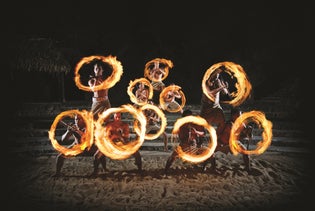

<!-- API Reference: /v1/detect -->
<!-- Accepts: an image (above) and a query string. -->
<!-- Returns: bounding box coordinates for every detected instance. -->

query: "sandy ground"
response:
[6,149,313,211]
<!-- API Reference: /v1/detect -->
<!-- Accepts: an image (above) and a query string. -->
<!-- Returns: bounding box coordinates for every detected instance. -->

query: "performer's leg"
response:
[54,153,65,177]
[201,154,216,172]
[163,132,168,151]
[91,150,106,176]
[164,151,178,173]
[243,154,250,172]
[133,151,142,171]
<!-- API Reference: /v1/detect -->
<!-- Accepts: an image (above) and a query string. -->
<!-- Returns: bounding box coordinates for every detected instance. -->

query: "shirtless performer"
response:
[149,61,166,92]
[88,61,111,120]
[135,82,149,104]
[163,85,183,114]
[87,61,111,177]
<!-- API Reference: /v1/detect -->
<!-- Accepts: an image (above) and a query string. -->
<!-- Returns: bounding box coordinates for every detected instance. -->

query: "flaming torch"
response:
[144,58,172,82]
[48,110,94,156]
[127,77,153,106]
[172,116,217,163]
[229,110,273,155]
[94,104,147,160]
[202,61,252,107]
[74,55,123,92]
[134,103,167,140]
[159,84,186,113]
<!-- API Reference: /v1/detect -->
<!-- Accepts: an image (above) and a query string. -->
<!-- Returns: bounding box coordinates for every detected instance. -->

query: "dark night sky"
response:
[6,0,307,107]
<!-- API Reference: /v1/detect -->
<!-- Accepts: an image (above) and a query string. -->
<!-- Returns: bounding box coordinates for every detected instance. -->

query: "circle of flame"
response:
[144,58,173,82]
[94,104,146,160]
[172,116,217,163]
[48,110,94,156]
[134,103,167,140]
[202,61,252,107]
[229,110,273,155]
[159,84,186,113]
[74,55,123,92]
[127,77,154,106]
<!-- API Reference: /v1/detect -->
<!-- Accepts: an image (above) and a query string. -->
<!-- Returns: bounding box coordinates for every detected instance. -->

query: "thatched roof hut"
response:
[14,37,71,74]
[10,37,73,102]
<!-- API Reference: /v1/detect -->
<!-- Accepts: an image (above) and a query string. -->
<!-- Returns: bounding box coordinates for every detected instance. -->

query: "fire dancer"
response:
[202,107,252,172]
[143,100,168,151]
[162,84,183,114]
[149,61,166,92]
[88,61,111,120]
[53,114,106,177]
[164,109,205,174]
[105,112,142,172]
[148,61,166,104]
[88,61,112,177]
[135,81,149,104]
[200,67,231,138]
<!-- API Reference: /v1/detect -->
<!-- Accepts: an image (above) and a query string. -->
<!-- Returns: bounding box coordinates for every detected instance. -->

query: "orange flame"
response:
[48,110,94,156]
[202,61,252,106]
[172,116,217,163]
[159,84,186,113]
[127,77,153,106]
[229,110,273,155]
[134,103,167,140]
[94,104,146,160]
[144,58,173,82]
[74,55,123,91]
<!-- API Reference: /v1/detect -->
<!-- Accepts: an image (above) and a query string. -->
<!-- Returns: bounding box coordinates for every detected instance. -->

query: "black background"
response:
[6,1,307,104]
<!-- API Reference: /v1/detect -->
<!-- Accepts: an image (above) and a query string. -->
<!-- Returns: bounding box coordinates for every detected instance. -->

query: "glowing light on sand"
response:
[229,110,273,155]
[48,110,94,156]
[74,55,123,91]
[172,116,217,163]
[94,104,146,160]
[202,61,252,107]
